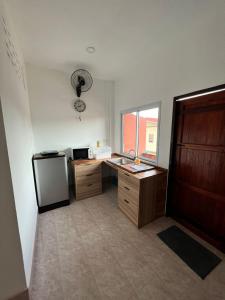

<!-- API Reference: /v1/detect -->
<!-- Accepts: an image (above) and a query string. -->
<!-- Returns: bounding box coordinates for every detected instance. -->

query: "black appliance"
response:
[73,148,89,160]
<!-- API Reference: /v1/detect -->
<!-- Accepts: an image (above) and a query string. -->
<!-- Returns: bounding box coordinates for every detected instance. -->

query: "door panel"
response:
[173,182,225,239]
[175,147,225,195]
[182,109,225,146]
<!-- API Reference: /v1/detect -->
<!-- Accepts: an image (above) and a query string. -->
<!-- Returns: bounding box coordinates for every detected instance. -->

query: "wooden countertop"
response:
[71,158,103,166]
[71,153,167,180]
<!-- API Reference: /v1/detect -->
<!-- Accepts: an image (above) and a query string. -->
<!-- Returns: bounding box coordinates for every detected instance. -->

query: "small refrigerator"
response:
[33,152,70,213]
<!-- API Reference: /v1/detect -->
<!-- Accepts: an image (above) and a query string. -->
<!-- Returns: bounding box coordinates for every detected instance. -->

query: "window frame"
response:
[120,102,161,165]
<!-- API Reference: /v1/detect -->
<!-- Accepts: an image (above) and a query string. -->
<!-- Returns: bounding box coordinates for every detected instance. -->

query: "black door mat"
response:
[157,225,222,279]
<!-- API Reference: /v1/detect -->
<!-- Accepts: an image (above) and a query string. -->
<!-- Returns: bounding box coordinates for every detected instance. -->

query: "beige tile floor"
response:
[30,186,225,300]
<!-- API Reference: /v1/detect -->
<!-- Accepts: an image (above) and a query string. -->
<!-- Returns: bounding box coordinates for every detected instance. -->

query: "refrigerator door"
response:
[34,156,69,207]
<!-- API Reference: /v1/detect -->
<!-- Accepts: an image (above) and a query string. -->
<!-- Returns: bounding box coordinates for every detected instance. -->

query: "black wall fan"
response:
[71,69,93,97]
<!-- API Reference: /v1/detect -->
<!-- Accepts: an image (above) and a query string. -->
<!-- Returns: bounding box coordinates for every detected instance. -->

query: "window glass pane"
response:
[122,112,137,156]
[138,107,159,161]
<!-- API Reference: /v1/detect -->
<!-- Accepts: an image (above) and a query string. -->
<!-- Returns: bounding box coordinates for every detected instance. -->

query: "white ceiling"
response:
[7,0,225,80]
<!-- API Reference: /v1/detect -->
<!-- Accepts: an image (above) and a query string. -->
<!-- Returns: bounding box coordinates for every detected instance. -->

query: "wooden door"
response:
[168,89,225,252]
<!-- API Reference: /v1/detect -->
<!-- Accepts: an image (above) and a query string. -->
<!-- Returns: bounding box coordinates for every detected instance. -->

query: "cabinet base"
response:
[38,199,70,213]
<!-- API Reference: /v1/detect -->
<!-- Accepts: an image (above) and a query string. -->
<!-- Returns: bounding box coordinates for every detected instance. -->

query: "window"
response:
[121,104,160,163]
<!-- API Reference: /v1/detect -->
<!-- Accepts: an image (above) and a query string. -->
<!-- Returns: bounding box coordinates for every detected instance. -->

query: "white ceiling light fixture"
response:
[86,46,95,54]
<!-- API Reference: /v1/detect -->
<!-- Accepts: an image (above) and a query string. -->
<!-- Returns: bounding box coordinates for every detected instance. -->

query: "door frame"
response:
[166,83,225,215]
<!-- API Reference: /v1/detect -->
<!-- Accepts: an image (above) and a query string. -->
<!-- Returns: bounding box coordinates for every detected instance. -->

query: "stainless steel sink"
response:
[107,157,155,173]
[107,157,134,166]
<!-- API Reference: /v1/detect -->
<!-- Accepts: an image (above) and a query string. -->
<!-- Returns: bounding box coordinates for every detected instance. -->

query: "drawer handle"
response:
[86,173,94,177]
[124,186,130,191]
[124,173,130,177]
[87,183,93,187]
[124,199,129,204]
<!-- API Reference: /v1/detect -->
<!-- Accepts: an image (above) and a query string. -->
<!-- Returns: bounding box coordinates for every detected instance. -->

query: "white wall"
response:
[114,4,225,168]
[26,64,114,153]
[0,99,27,300]
[0,1,37,286]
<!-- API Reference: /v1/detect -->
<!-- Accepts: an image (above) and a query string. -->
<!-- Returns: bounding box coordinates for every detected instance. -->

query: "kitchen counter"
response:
[71,153,167,228]
[72,153,166,179]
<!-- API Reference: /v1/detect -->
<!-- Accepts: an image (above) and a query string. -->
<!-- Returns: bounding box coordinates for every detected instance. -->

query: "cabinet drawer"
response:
[118,195,139,226]
[76,182,102,200]
[118,169,140,191]
[118,177,139,203]
[118,185,139,207]
[76,172,101,186]
[75,163,101,177]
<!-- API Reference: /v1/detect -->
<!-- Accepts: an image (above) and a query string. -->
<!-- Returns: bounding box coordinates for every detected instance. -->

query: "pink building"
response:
[123,113,158,160]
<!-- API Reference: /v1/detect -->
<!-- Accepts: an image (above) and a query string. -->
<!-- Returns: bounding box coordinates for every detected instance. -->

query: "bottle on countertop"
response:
[88,147,94,159]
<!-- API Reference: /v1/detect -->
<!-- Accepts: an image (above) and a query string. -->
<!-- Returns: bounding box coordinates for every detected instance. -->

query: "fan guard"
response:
[71,69,93,97]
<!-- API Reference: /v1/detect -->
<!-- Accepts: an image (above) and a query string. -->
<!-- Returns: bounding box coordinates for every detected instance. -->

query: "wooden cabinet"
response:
[118,168,167,228]
[72,157,167,228]
[74,161,102,200]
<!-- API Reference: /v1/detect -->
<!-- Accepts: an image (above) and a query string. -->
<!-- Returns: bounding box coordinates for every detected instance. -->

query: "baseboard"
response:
[28,211,39,295]
[8,289,29,300]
